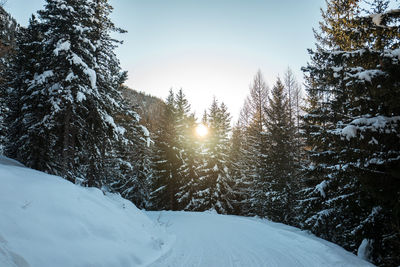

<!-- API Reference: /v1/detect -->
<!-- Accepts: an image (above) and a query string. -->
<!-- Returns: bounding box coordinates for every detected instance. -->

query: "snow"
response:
[65,72,77,82]
[53,40,71,56]
[0,159,375,267]
[358,239,373,261]
[33,70,54,85]
[391,48,400,59]
[76,91,86,102]
[351,116,400,129]
[104,114,125,135]
[352,69,385,83]
[146,211,375,267]
[341,125,357,140]
[370,13,383,26]
[69,53,97,89]
[140,125,152,147]
[315,180,327,198]
[0,158,172,267]
[339,116,400,140]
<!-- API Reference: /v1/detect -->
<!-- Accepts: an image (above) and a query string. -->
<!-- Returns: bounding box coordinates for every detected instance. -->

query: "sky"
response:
[5,0,325,121]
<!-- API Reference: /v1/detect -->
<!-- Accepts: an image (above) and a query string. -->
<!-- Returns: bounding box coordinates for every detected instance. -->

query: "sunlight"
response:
[196,124,208,137]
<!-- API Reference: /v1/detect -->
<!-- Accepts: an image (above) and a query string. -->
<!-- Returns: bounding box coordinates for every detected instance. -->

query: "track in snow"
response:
[146,211,374,267]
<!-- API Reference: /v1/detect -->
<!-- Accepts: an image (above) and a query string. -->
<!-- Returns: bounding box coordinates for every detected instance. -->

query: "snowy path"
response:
[146,211,374,267]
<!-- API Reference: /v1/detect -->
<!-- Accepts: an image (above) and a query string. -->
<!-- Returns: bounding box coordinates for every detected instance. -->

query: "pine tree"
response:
[196,98,233,213]
[301,0,400,265]
[283,67,303,162]
[315,0,363,50]
[0,6,18,154]
[229,124,253,215]
[6,0,136,190]
[263,78,298,224]
[5,15,49,168]
[244,70,269,216]
[110,87,152,209]
[150,90,181,210]
[175,113,202,210]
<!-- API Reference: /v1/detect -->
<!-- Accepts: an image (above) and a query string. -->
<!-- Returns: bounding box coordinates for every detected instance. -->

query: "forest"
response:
[0,0,399,266]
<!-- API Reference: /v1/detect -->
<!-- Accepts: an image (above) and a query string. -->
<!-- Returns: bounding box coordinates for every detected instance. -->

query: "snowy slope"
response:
[0,157,375,267]
[0,157,172,267]
[147,211,375,267]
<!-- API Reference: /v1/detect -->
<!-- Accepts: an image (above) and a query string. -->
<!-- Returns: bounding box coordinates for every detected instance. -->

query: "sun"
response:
[196,124,208,137]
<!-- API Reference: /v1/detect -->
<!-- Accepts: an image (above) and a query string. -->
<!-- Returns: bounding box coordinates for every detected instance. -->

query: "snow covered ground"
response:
[0,157,374,267]
[146,211,374,267]
[0,157,172,267]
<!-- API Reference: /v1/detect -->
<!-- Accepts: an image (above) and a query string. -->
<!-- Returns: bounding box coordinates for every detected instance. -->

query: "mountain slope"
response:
[146,211,375,267]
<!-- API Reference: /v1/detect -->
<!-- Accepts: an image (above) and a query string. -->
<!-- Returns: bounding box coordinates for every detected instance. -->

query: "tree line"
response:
[0,0,399,266]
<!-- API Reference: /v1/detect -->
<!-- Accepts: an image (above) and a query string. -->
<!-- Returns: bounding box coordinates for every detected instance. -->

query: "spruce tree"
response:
[173,89,202,210]
[150,90,181,210]
[6,0,137,190]
[301,0,400,265]
[263,78,298,223]
[229,124,253,215]
[245,70,269,216]
[0,6,18,154]
[196,99,233,213]
[5,15,49,168]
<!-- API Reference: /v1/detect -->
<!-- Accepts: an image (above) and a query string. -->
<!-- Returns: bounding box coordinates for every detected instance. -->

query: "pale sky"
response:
[5,0,325,121]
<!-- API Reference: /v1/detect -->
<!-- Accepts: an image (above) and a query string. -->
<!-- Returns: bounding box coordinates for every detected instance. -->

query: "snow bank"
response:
[0,158,172,267]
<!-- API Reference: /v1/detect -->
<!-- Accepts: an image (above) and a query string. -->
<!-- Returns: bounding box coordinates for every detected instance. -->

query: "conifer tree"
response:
[196,98,233,213]
[0,6,18,154]
[150,90,181,210]
[301,0,400,265]
[110,91,152,209]
[174,89,202,210]
[5,15,49,168]
[245,70,269,216]
[6,0,138,190]
[263,78,298,223]
[229,124,253,215]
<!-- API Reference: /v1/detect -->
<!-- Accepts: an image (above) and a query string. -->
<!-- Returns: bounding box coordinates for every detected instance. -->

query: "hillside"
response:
[121,86,166,134]
[0,157,172,267]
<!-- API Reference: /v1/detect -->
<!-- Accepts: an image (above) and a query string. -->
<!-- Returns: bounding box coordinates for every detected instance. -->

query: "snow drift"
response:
[0,157,172,267]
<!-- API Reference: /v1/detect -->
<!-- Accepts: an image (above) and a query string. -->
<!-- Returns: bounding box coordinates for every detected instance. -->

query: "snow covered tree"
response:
[0,6,18,154]
[4,15,49,168]
[108,86,152,209]
[228,124,253,215]
[195,98,233,213]
[244,70,269,216]
[150,90,181,210]
[5,0,140,191]
[174,89,202,210]
[301,1,400,265]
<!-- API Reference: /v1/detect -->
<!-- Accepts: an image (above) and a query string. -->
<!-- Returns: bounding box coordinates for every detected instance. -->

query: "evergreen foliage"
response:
[195,99,233,213]
[241,71,270,216]
[150,90,182,210]
[4,0,146,197]
[263,78,298,224]
[300,1,400,265]
[0,6,18,154]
